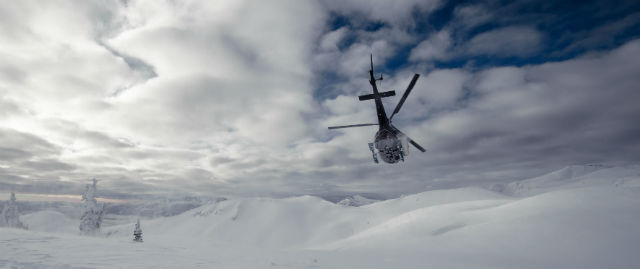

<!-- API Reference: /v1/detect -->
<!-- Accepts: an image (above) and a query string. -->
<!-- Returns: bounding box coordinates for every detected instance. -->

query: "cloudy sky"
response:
[1,0,640,200]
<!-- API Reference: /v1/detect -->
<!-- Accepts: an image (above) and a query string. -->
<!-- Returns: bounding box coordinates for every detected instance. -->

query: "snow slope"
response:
[2,165,640,268]
[20,210,77,234]
[503,164,640,195]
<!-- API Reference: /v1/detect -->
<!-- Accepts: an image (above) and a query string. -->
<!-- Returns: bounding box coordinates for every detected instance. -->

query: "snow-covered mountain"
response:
[337,195,379,206]
[3,165,640,268]
[502,164,640,196]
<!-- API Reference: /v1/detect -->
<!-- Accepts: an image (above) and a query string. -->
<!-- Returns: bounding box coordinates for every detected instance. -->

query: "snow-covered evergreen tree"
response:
[133,219,143,242]
[79,178,105,235]
[1,192,27,229]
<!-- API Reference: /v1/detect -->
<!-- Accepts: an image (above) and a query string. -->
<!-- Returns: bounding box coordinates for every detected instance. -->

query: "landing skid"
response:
[368,143,379,163]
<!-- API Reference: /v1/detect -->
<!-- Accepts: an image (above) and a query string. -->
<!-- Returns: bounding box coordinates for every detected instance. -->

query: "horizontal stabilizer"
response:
[358,90,396,101]
[328,123,378,130]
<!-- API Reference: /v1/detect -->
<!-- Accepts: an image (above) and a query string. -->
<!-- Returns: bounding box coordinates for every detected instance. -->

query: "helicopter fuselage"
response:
[374,128,404,163]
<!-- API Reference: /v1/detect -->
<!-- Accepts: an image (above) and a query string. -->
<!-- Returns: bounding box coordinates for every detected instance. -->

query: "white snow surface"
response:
[19,211,77,234]
[503,164,640,195]
[2,165,640,268]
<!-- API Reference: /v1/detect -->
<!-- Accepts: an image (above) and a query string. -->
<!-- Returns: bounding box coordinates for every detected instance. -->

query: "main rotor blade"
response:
[389,74,420,121]
[328,123,378,130]
[395,127,427,152]
[409,139,426,152]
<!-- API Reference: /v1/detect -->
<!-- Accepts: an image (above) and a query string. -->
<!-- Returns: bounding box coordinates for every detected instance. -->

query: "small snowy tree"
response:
[133,219,143,242]
[1,192,27,229]
[79,178,105,235]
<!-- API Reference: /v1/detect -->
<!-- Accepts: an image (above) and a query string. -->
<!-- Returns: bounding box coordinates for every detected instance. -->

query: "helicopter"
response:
[328,55,426,164]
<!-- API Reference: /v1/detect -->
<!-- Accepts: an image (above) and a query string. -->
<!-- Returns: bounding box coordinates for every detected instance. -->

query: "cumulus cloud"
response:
[466,26,543,57]
[452,4,493,29]
[319,27,349,52]
[0,0,329,197]
[411,69,470,108]
[409,30,453,62]
[410,39,640,186]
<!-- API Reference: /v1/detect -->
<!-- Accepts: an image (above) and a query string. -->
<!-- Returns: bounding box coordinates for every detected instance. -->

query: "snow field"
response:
[2,165,640,268]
